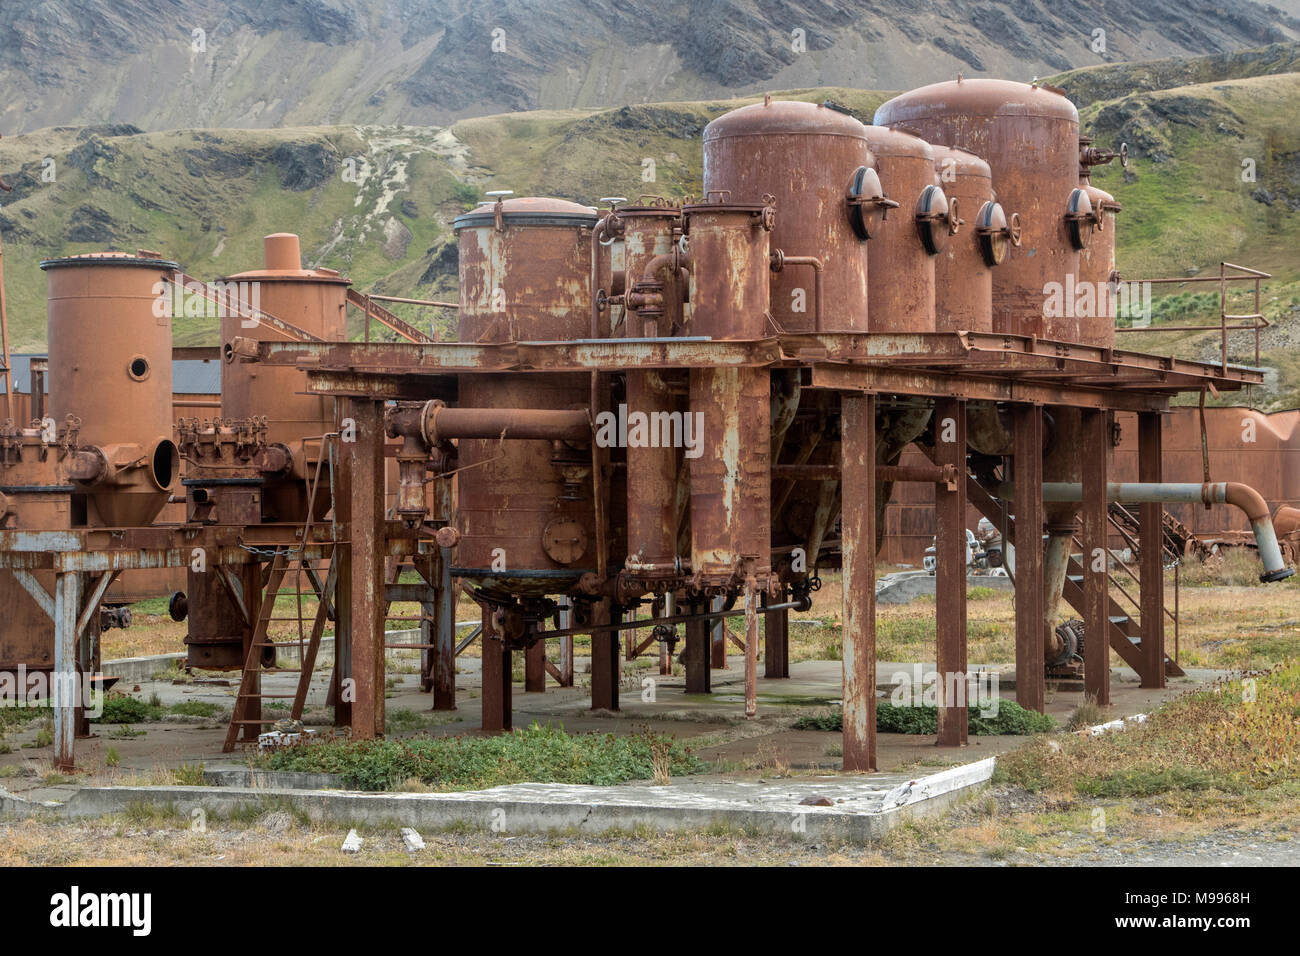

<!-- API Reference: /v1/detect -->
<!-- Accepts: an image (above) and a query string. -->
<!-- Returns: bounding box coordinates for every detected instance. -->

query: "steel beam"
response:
[763,585,790,679]
[1082,409,1111,705]
[52,571,81,771]
[840,392,877,772]
[1013,404,1046,713]
[1138,411,1167,689]
[342,397,386,739]
[684,599,710,694]
[710,594,727,669]
[480,606,511,732]
[434,544,457,709]
[934,397,968,747]
[589,600,619,711]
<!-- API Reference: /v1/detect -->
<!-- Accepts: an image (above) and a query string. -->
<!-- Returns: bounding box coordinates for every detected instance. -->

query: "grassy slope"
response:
[1,55,1298,399]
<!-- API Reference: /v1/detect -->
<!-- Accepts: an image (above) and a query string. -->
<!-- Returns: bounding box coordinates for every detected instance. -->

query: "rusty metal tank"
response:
[681,196,773,588]
[875,79,1084,342]
[0,425,74,672]
[222,233,348,523]
[1079,174,1121,349]
[41,253,179,528]
[617,204,687,588]
[702,99,882,333]
[861,126,943,332]
[452,196,599,598]
[931,146,1004,333]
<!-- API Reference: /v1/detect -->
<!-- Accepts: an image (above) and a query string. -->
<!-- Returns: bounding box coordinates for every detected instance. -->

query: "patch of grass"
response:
[172,763,206,786]
[999,661,1300,797]
[92,694,164,724]
[793,700,1055,735]
[168,700,223,718]
[256,721,705,792]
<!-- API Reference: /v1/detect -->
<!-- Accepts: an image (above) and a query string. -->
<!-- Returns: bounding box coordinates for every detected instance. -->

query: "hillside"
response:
[1,47,1299,405]
[1,0,1297,134]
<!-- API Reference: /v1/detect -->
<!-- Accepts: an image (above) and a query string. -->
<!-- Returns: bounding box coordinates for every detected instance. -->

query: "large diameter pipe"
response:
[1031,481,1294,582]
[421,405,590,444]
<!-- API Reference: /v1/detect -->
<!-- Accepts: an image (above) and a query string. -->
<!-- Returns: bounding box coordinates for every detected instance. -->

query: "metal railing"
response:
[1116,261,1270,372]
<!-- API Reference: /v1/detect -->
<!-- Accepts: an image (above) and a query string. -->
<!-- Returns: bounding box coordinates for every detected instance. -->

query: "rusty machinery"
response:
[8,80,1297,773]
[0,253,182,763]
[348,80,1292,764]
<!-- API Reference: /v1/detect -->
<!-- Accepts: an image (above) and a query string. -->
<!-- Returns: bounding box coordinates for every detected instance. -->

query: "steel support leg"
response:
[684,600,711,694]
[1082,409,1111,705]
[433,544,457,709]
[525,638,546,693]
[558,607,574,687]
[710,594,726,668]
[53,570,81,772]
[1013,404,1046,713]
[840,392,877,772]
[480,606,511,732]
[744,577,759,719]
[589,600,619,711]
[935,397,969,747]
[343,398,386,739]
[1138,411,1167,689]
[764,585,790,679]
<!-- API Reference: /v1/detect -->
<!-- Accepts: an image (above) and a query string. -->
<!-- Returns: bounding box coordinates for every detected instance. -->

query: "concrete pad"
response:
[54,757,995,842]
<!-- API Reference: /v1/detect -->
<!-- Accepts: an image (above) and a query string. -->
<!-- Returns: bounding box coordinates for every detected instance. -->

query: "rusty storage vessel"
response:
[1078,148,1122,348]
[616,203,688,591]
[875,79,1087,341]
[43,252,180,527]
[452,197,599,599]
[861,125,943,333]
[703,99,884,333]
[221,233,349,522]
[930,146,1007,333]
[681,195,773,589]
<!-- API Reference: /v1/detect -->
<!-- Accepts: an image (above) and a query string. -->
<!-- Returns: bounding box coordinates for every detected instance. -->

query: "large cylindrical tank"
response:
[875,79,1084,342]
[683,199,773,340]
[222,233,349,522]
[42,252,179,528]
[931,146,1000,333]
[453,197,598,599]
[862,126,941,332]
[1079,176,1120,348]
[619,205,686,584]
[702,99,874,333]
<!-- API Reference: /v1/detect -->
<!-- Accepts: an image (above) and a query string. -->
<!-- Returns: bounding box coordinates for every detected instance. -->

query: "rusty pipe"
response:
[591,214,614,338]
[771,252,823,332]
[1002,481,1295,581]
[414,403,590,445]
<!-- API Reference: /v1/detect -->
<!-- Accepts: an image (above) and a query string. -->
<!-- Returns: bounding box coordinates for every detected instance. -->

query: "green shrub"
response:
[257,721,705,791]
[793,700,1055,736]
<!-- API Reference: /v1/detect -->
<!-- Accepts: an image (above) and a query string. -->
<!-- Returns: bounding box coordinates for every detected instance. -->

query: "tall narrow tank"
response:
[931,146,1002,333]
[221,233,349,522]
[42,252,180,528]
[453,197,598,599]
[861,126,943,332]
[1079,174,1121,349]
[703,99,878,333]
[875,79,1085,342]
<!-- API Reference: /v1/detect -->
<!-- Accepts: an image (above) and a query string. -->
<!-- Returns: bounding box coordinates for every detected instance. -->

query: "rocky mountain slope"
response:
[2,0,1298,133]
[1,45,1299,405]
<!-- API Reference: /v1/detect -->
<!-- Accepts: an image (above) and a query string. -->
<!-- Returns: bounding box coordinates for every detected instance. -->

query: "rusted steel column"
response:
[744,578,759,718]
[525,638,546,692]
[590,599,619,711]
[934,397,969,747]
[710,594,727,669]
[433,544,456,709]
[480,606,512,732]
[332,409,353,728]
[240,562,264,743]
[557,606,574,687]
[1013,404,1046,713]
[1138,411,1166,689]
[52,570,82,771]
[684,599,711,694]
[840,392,877,772]
[659,593,674,676]
[342,398,386,739]
[763,585,790,678]
[1082,409,1111,705]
